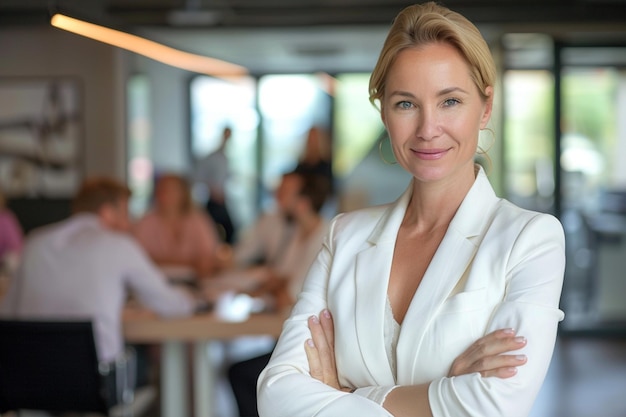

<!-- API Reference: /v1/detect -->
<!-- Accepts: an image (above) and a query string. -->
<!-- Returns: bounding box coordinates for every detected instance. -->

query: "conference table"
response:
[123,307,288,417]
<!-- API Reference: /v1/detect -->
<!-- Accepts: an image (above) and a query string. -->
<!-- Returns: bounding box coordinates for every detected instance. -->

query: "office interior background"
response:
[1,0,625,416]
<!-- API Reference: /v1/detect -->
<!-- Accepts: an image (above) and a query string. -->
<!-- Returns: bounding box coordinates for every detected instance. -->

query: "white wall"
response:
[0,26,125,181]
[0,25,194,184]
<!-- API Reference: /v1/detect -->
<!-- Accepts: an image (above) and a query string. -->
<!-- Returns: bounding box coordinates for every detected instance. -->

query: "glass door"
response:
[559,46,626,332]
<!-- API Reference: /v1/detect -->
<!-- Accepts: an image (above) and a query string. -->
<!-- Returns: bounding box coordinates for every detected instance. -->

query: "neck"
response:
[297,212,322,237]
[405,163,477,234]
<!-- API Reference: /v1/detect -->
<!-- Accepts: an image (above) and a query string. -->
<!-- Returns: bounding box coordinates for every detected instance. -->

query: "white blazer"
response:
[258,167,565,417]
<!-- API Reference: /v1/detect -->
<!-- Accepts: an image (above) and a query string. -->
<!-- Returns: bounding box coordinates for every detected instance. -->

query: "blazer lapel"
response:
[396,167,500,380]
[353,181,413,384]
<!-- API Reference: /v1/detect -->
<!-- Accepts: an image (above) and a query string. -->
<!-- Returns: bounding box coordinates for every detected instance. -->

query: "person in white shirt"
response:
[231,210,294,270]
[213,170,330,306]
[0,177,195,363]
[226,170,333,417]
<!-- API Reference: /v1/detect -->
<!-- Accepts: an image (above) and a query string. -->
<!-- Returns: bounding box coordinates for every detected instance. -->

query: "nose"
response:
[415,107,440,141]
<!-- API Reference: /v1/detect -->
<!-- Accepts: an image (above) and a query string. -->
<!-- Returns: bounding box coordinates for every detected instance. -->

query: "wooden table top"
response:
[123,308,289,343]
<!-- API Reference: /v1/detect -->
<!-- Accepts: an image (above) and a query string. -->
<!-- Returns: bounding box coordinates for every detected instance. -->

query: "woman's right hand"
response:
[448,328,528,379]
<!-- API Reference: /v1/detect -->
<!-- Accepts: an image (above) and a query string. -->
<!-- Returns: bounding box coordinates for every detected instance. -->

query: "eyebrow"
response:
[388,86,470,98]
[438,86,470,96]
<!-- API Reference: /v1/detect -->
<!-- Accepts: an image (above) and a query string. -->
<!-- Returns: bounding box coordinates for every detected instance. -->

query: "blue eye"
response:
[396,101,413,110]
[443,98,460,107]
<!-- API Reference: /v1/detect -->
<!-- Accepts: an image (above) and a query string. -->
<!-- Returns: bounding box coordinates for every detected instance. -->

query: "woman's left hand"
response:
[305,309,352,392]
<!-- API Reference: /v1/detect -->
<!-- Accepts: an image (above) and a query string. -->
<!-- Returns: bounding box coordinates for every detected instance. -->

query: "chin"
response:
[410,166,451,183]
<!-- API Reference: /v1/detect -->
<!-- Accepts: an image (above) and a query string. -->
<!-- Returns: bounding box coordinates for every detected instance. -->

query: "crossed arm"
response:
[305,309,528,417]
[258,214,564,417]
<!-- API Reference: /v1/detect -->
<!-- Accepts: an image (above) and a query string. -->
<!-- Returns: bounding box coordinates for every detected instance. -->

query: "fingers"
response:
[306,311,340,388]
[480,353,528,378]
[474,328,527,356]
[318,310,338,380]
[461,328,527,362]
[449,328,528,378]
[319,309,335,349]
[304,338,323,380]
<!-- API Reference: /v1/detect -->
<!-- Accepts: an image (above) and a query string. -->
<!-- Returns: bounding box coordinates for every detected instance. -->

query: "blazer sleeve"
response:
[428,213,566,417]
[257,215,393,417]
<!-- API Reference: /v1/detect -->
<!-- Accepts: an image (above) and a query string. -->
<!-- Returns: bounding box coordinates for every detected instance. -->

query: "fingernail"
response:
[515,355,527,361]
[322,309,331,319]
[503,328,515,335]
[309,315,319,324]
[507,367,518,375]
[306,339,315,347]
[514,336,527,344]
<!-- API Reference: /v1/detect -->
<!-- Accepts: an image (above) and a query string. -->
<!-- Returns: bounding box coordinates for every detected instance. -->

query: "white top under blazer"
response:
[257,166,566,417]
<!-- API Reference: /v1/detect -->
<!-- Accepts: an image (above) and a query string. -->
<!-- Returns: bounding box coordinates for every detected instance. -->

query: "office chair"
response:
[0,319,135,417]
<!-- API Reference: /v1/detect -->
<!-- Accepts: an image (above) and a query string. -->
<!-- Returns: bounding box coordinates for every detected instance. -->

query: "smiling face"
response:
[381,42,493,185]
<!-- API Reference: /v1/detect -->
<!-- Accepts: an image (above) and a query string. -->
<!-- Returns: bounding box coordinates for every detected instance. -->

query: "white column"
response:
[161,341,189,417]
[193,340,215,417]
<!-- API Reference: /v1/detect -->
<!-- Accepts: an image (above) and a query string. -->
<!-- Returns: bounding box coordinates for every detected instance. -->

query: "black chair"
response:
[0,319,135,416]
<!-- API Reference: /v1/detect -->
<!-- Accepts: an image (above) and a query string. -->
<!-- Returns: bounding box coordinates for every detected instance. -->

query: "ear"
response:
[380,104,388,129]
[480,86,494,129]
[97,204,115,228]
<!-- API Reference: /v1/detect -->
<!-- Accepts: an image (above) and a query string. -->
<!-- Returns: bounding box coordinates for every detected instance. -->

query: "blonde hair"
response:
[369,1,495,107]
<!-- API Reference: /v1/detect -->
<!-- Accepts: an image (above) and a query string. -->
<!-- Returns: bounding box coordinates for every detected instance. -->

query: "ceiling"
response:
[2,0,625,73]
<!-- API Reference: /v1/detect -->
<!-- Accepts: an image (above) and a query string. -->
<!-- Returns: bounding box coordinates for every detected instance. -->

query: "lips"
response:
[413,148,449,160]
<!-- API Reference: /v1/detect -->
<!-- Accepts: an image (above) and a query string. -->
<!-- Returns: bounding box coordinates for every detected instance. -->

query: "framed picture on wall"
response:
[0,77,83,198]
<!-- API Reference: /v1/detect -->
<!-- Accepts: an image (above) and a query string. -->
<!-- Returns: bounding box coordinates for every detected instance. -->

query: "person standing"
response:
[195,126,236,244]
[295,126,333,187]
[257,3,565,417]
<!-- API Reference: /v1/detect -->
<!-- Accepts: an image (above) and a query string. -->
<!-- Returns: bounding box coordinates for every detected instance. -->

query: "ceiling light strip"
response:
[50,13,247,77]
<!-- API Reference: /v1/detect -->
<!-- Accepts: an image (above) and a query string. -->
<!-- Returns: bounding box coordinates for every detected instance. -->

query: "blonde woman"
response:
[258,3,564,417]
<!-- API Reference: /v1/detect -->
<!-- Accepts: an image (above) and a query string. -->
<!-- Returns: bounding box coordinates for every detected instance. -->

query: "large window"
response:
[189,76,258,229]
[561,66,622,211]
[503,35,626,332]
[257,74,331,207]
[503,70,555,212]
[332,73,384,179]
[189,74,331,228]
[560,61,626,328]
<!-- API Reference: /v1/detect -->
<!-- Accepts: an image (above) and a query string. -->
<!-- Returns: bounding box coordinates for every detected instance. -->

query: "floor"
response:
[11,334,625,417]
[139,334,626,417]
[529,335,626,417]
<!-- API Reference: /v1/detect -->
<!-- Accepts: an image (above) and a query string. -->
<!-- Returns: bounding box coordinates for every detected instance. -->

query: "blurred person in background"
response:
[224,170,332,417]
[295,125,333,193]
[213,170,331,303]
[0,187,23,280]
[227,171,303,270]
[134,173,221,280]
[0,177,196,364]
[194,125,236,244]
